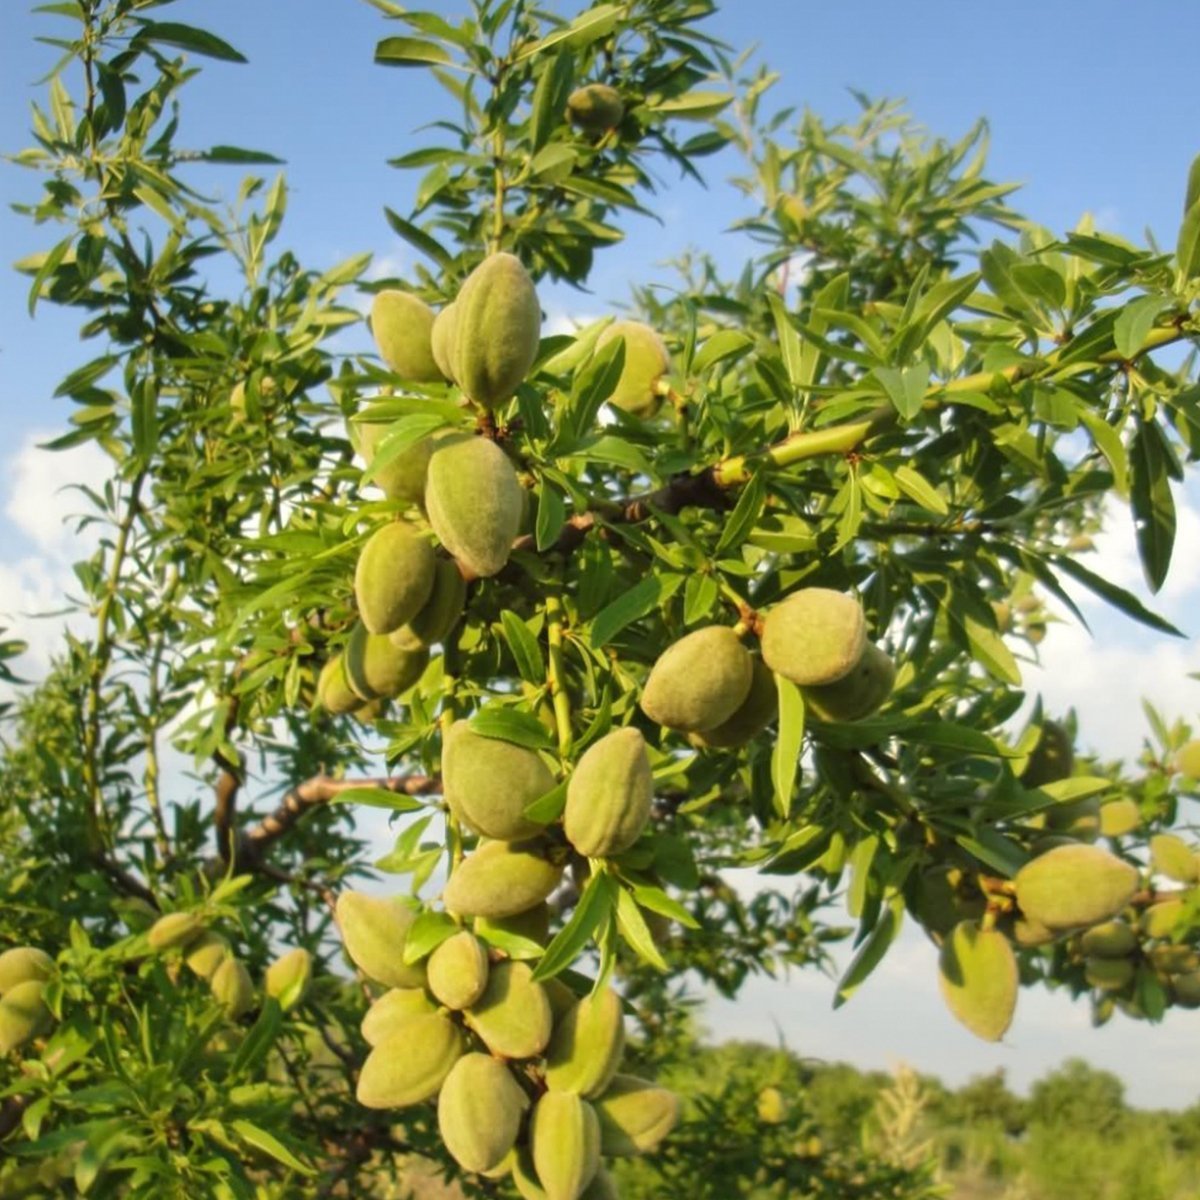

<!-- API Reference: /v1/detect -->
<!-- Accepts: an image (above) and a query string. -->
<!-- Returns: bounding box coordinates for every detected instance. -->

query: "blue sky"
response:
[2,1,1200,1107]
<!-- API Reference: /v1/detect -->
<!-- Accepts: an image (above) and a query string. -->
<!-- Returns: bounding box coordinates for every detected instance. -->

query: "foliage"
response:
[2,0,1200,1195]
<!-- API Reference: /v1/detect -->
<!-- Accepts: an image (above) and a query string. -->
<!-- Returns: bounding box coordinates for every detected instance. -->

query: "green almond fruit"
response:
[453,252,541,410]
[425,434,524,578]
[802,642,895,723]
[760,588,867,687]
[1141,898,1184,939]
[0,947,54,996]
[1151,833,1199,883]
[689,657,777,749]
[757,1086,788,1125]
[640,626,753,733]
[426,930,489,1011]
[594,1074,679,1156]
[1015,844,1139,931]
[581,1167,620,1200]
[354,522,438,636]
[443,719,554,840]
[463,960,552,1060]
[530,1091,601,1200]
[543,977,580,1023]
[147,911,206,953]
[563,727,653,859]
[1079,920,1138,959]
[335,891,426,989]
[1020,720,1075,788]
[1148,944,1200,975]
[1099,798,1141,838]
[402,557,467,647]
[438,1052,529,1173]
[1085,956,1134,991]
[356,1012,464,1109]
[443,840,563,920]
[355,420,432,505]
[184,932,231,981]
[0,980,51,1053]
[211,957,255,1018]
[369,290,443,382]
[911,866,985,940]
[316,654,361,715]
[1173,739,1200,779]
[1011,914,1059,949]
[937,921,1018,1042]
[543,986,626,1098]
[566,84,625,135]
[361,987,437,1047]
[430,302,459,383]
[344,621,429,701]
[1173,971,1200,1007]
[596,320,670,416]
[265,948,312,1013]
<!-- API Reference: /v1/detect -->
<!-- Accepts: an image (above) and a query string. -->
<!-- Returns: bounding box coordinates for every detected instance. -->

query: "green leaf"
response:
[230,1121,314,1176]
[523,779,568,824]
[229,1000,282,1078]
[500,611,545,685]
[402,910,457,964]
[766,292,803,392]
[714,471,766,554]
[955,830,1028,878]
[1113,295,1166,360]
[1130,420,1176,592]
[535,482,566,551]
[615,888,667,970]
[893,464,948,515]
[682,573,718,625]
[834,895,904,1008]
[1051,555,1182,637]
[650,90,732,119]
[383,207,451,268]
[516,4,622,60]
[134,21,246,62]
[201,145,284,165]
[691,330,753,374]
[469,708,555,750]
[1177,197,1200,283]
[944,594,1021,685]
[589,574,667,649]
[532,872,616,982]
[771,676,804,818]
[529,51,574,152]
[876,364,930,422]
[330,787,425,812]
[1078,409,1129,495]
[628,882,699,929]
[360,413,447,485]
[374,36,453,67]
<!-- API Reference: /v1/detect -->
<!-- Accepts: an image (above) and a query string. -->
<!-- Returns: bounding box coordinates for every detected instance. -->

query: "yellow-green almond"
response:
[543,977,580,1023]
[344,622,429,701]
[760,588,867,687]
[211,958,255,1018]
[1085,957,1134,991]
[1141,898,1184,939]
[355,420,432,505]
[369,290,443,381]
[803,642,895,723]
[0,947,54,996]
[566,84,625,135]
[1173,739,1200,778]
[1173,972,1200,1007]
[1099,798,1141,837]
[147,911,206,953]
[425,434,524,578]
[530,1090,601,1200]
[442,719,554,840]
[1079,920,1137,959]
[356,1012,464,1109]
[757,1086,788,1125]
[690,656,778,749]
[463,960,552,1060]
[453,252,541,410]
[402,557,467,647]
[1150,833,1199,883]
[265,948,312,1013]
[426,930,489,1011]
[937,921,1018,1042]
[317,654,361,715]
[640,626,753,733]
[0,981,51,1053]
[563,727,653,859]
[543,986,626,1098]
[1148,944,1199,975]
[596,320,670,416]
[184,932,230,981]
[361,987,437,1047]
[430,302,459,383]
[443,840,563,919]
[354,522,437,636]
[335,891,426,989]
[513,1144,549,1200]
[1015,844,1139,932]
[594,1075,680,1156]
[1021,720,1075,788]
[438,1052,529,1173]
[1012,915,1058,949]
[581,1168,620,1200]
